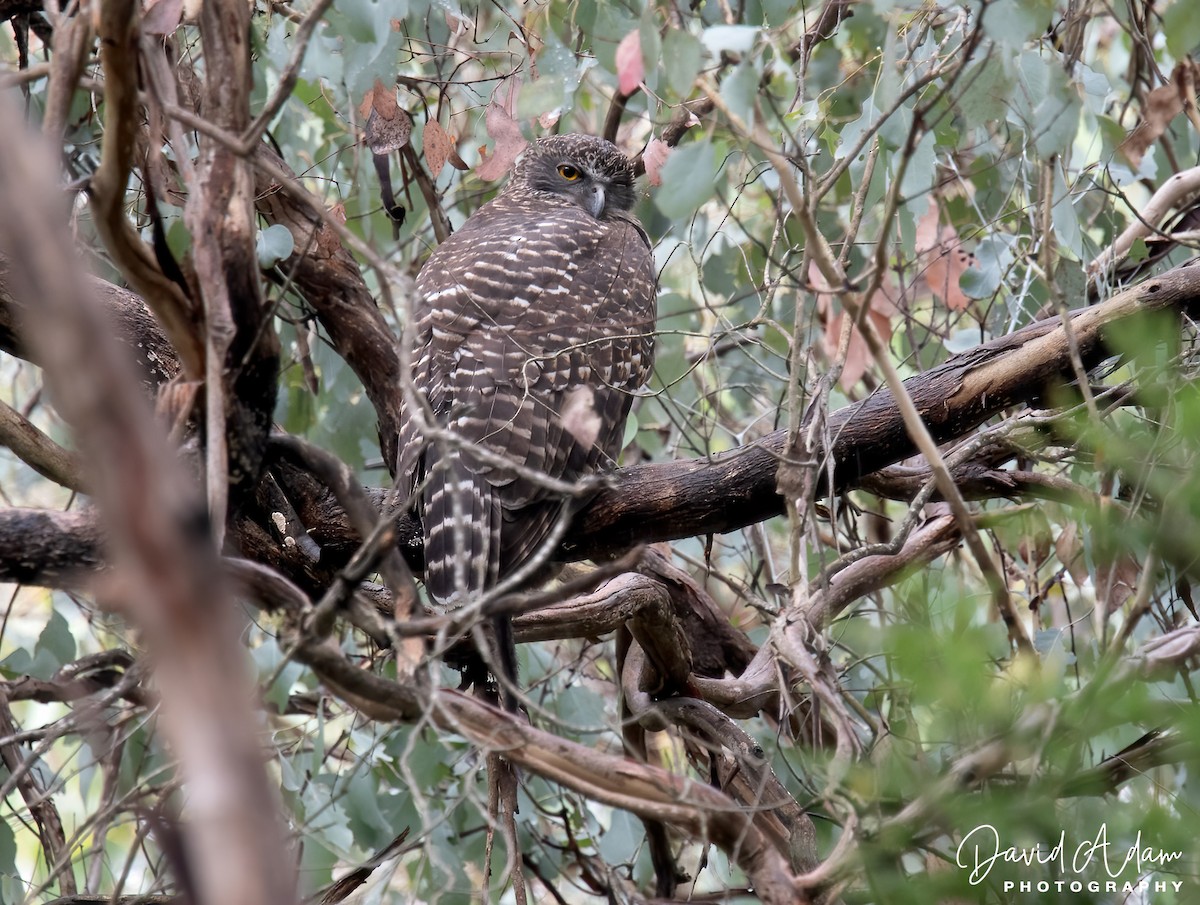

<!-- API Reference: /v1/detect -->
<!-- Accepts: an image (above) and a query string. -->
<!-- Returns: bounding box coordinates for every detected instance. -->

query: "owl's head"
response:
[507,134,637,219]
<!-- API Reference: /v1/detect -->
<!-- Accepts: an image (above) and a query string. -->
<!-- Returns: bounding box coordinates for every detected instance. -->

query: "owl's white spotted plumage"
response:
[401,134,657,603]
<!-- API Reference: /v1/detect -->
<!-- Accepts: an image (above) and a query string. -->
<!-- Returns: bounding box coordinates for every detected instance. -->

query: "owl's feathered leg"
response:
[491,611,519,712]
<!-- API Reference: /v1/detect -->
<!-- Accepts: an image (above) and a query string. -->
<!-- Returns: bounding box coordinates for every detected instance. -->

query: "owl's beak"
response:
[585,184,606,218]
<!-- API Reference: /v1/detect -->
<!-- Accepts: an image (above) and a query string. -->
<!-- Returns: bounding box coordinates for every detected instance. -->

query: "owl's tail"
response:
[422,451,520,711]
[422,450,500,603]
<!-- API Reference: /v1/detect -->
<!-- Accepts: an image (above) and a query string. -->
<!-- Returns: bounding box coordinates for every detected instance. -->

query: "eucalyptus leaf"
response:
[654,140,720,218]
[0,819,14,878]
[256,224,296,269]
[1051,170,1083,260]
[981,0,1055,47]
[720,60,759,130]
[663,28,703,97]
[962,234,1018,300]
[1164,0,1200,60]
[700,24,760,55]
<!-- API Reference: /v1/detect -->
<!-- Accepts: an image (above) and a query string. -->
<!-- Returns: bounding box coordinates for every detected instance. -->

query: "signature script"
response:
[956,824,1183,886]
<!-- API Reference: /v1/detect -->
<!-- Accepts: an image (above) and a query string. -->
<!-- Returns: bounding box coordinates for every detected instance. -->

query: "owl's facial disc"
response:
[556,161,607,217]
[512,137,635,216]
[581,182,606,218]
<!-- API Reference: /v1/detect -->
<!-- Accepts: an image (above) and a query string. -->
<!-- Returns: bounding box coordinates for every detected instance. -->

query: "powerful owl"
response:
[401,133,657,607]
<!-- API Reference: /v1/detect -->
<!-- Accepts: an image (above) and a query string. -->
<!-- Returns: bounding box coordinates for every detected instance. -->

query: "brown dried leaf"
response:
[1017,513,1052,568]
[1099,554,1140,615]
[362,80,411,154]
[616,29,644,96]
[423,120,454,176]
[1119,60,1197,167]
[643,138,670,187]
[1055,522,1088,587]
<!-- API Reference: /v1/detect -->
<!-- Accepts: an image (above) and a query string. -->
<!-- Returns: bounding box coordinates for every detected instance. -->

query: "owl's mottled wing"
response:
[401,196,655,602]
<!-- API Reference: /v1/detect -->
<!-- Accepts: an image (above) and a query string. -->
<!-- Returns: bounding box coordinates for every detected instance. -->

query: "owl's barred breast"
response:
[402,134,657,603]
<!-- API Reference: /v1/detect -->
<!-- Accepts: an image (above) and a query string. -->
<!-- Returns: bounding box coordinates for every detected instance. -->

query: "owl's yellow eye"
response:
[557,164,581,181]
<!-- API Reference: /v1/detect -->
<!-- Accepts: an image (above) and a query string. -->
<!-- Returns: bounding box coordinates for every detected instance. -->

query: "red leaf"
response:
[915,205,973,312]
[143,0,183,35]
[811,261,899,392]
[643,138,670,187]
[616,29,644,96]
[477,81,528,181]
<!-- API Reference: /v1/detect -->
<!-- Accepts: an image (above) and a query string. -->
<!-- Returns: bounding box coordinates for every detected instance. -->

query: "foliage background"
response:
[3,0,1200,902]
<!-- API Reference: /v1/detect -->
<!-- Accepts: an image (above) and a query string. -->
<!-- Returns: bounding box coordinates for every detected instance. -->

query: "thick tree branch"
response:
[3,263,1200,590]
[568,262,1200,558]
[89,0,202,376]
[0,99,295,905]
[0,398,84,491]
[253,145,406,467]
[294,638,812,904]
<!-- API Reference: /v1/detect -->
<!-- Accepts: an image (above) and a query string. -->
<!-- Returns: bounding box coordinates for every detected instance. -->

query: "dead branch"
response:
[293,637,813,904]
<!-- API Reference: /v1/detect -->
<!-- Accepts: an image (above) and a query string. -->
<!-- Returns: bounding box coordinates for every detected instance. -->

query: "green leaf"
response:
[555,685,606,728]
[252,640,305,712]
[662,28,702,97]
[297,27,344,87]
[344,768,394,848]
[1165,0,1200,61]
[256,224,295,269]
[590,4,638,72]
[6,608,80,680]
[981,0,1055,48]
[324,0,406,100]
[700,24,759,55]
[536,31,589,119]
[720,60,759,131]
[0,648,32,678]
[1076,61,1113,114]
[265,17,293,72]
[1051,170,1082,260]
[0,818,15,877]
[1055,259,1087,307]
[1128,237,1150,263]
[654,139,719,218]
[836,99,880,160]
[1032,627,1072,659]
[621,412,639,453]
[1034,91,1081,159]
[331,0,387,43]
[279,751,305,792]
[898,129,935,206]
[961,234,1018,300]
[957,58,1014,129]
[944,327,984,355]
[516,74,569,119]
[598,808,640,863]
[302,779,355,856]
[638,11,662,95]
[40,607,75,665]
